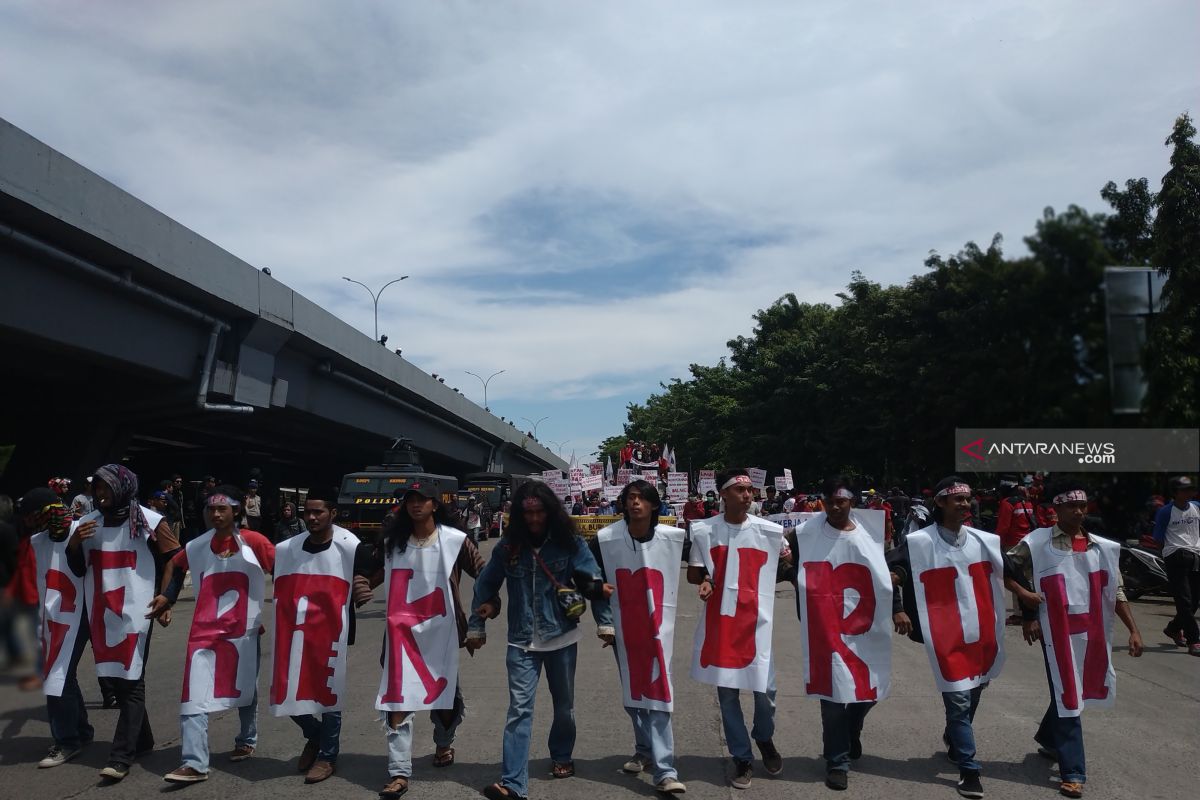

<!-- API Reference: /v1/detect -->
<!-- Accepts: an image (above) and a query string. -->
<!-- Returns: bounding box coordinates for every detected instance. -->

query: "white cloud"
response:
[1,0,1196,450]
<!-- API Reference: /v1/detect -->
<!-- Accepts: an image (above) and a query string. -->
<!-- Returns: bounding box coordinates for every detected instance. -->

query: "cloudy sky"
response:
[2,1,1195,461]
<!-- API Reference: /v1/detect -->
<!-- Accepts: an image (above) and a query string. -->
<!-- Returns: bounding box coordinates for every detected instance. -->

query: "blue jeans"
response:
[1036,645,1085,784]
[181,696,258,773]
[820,700,876,773]
[715,661,776,763]
[385,682,466,778]
[943,684,986,772]
[626,707,677,783]
[501,643,577,798]
[291,712,342,763]
[46,624,93,750]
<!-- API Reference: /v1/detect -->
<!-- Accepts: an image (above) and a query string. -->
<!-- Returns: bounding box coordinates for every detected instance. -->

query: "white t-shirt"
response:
[1163,502,1200,558]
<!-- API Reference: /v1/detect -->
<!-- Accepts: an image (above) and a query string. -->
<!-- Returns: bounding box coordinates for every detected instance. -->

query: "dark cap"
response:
[402,481,438,500]
[1170,476,1195,491]
[18,487,60,515]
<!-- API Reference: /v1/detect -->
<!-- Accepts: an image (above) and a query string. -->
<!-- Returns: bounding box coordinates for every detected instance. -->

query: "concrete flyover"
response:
[0,117,566,495]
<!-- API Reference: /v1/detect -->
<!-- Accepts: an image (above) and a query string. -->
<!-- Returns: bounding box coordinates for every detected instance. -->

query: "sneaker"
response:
[99,762,129,781]
[1189,643,1200,657]
[849,734,863,761]
[1059,781,1084,798]
[957,769,984,799]
[825,770,848,791]
[38,745,81,769]
[1163,626,1187,647]
[730,759,753,790]
[622,754,650,774]
[656,777,687,794]
[229,744,255,762]
[756,738,783,775]
[165,766,208,783]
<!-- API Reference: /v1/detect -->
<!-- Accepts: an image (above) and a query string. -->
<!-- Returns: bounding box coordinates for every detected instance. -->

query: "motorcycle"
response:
[1119,539,1169,601]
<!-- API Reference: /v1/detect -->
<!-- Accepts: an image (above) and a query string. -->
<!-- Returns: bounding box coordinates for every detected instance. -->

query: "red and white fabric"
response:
[907,526,1006,692]
[180,530,266,715]
[78,506,162,681]
[597,521,685,711]
[688,515,783,692]
[794,510,892,703]
[31,532,85,696]
[376,526,466,712]
[1025,527,1119,717]
[270,526,358,716]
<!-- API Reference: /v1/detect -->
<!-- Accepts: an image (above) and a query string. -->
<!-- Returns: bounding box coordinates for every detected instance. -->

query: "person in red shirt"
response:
[995,485,1036,624]
[148,485,274,783]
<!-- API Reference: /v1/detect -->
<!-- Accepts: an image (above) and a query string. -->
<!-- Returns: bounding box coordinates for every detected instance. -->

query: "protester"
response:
[1153,476,1200,654]
[466,480,611,800]
[788,476,889,791]
[274,501,307,541]
[1008,483,1143,798]
[589,480,687,794]
[995,484,1037,625]
[244,481,263,533]
[65,464,180,781]
[148,485,275,783]
[887,477,1036,799]
[69,479,95,519]
[1,492,40,687]
[356,480,495,800]
[687,469,789,789]
[270,486,372,784]
[23,487,90,767]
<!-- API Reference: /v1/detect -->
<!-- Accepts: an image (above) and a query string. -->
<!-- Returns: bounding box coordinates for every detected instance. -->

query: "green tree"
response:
[1144,113,1200,426]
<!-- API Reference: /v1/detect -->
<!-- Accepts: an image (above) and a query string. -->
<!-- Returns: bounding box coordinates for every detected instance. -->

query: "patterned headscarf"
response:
[33,502,73,542]
[93,464,153,539]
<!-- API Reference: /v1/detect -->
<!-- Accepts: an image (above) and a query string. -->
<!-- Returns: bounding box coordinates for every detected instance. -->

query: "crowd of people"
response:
[1,463,1195,800]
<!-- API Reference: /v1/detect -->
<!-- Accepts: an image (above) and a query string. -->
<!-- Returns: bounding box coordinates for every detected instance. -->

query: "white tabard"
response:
[376,526,466,712]
[181,530,266,715]
[597,521,685,711]
[79,506,162,681]
[907,526,1006,692]
[1025,527,1119,717]
[270,526,358,716]
[689,515,783,692]
[794,511,892,703]
[31,532,85,697]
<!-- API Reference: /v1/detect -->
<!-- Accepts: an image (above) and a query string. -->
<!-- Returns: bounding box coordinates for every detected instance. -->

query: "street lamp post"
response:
[547,439,570,456]
[342,275,409,341]
[520,416,549,437]
[465,369,506,411]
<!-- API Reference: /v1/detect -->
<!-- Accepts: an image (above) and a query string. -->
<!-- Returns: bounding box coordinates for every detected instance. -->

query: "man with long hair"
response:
[466,480,611,800]
[589,480,687,794]
[356,481,496,800]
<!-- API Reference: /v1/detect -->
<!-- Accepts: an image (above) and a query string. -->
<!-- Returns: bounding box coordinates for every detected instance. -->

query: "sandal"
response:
[380,776,409,799]
[551,761,575,779]
[482,783,524,800]
[433,747,455,768]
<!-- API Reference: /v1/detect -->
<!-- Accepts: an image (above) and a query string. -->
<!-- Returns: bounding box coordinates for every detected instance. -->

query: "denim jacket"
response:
[467,535,613,646]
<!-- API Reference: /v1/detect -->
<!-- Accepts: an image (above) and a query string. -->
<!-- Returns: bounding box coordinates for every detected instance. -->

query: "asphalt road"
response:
[1,536,1196,800]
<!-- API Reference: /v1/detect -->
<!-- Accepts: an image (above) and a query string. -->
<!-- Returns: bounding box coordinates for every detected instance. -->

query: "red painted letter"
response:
[1040,570,1111,710]
[804,561,878,700]
[271,573,350,707]
[700,546,768,669]
[380,568,449,705]
[41,569,78,678]
[920,561,999,682]
[616,567,671,702]
[89,550,139,669]
[183,571,250,703]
